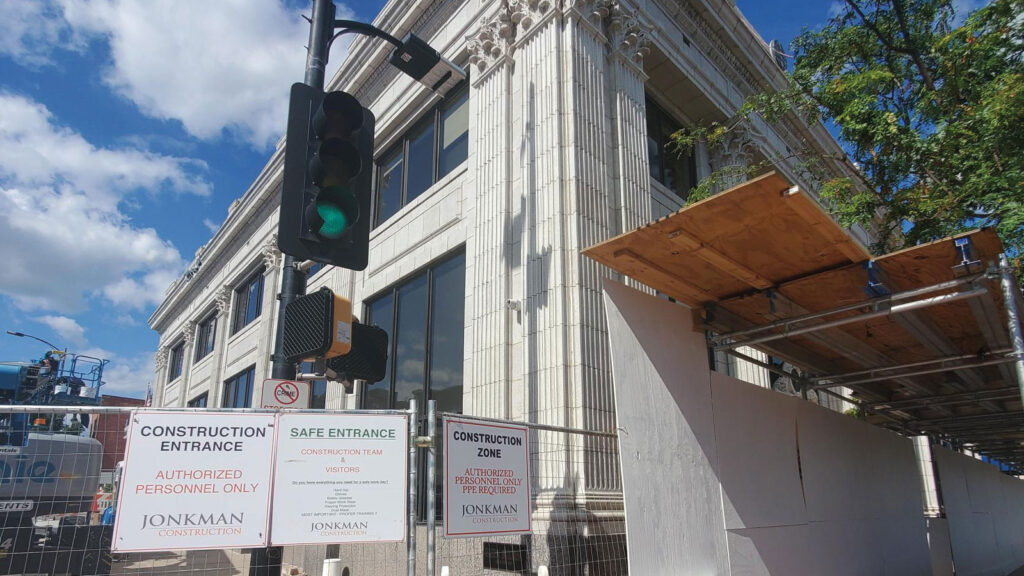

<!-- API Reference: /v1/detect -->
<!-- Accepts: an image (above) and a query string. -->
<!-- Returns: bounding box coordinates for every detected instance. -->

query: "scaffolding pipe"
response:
[724,349,910,424]
[1000,254,1024,407]
[709,273,988,346]
[868,386,1020,411]
[812,355,1020,390]
[809,348,1014,384]
[715,288,988,351]
[911,410,1024,427]
[407,399,418,576]
[426,400,437,576]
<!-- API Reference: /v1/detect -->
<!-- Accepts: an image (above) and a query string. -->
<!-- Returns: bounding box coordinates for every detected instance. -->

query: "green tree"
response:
[675,0,1024,263]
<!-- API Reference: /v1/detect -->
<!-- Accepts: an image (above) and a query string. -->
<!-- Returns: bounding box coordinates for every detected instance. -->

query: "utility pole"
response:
[259,2,465,573]
[254,2,332,573]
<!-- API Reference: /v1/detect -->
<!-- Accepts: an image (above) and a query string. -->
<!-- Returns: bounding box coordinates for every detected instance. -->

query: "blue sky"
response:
[0,0,856,398]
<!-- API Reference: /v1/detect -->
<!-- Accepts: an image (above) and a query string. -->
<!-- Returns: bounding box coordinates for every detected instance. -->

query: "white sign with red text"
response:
[444,417,531,538]
[269,413,408,545]
[111,411,276,552]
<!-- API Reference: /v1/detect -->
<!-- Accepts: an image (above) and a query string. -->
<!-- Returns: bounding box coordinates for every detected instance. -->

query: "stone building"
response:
[148,0,857,571]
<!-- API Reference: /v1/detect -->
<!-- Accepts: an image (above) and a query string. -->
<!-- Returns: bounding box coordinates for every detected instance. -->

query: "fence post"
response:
[408,398,418,576]
[426,400,437,576]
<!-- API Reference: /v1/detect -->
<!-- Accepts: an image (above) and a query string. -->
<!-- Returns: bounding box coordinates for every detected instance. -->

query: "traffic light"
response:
[326,322,389,383]
[282,287,352,362]
[278,84,375,270]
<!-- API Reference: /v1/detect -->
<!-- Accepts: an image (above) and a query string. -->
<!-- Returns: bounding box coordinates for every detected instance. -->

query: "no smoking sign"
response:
[261,379,311,409]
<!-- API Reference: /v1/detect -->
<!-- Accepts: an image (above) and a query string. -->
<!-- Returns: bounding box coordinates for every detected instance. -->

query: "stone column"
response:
[208,286,233,408]
[177,320,197,407]
[153,346,169,406]
[606,1,652,232]
[465,9,516,419]
[255,236,282,400]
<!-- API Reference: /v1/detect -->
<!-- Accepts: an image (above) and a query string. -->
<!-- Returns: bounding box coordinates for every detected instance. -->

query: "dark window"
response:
[222,366,255,408]
[376,148,404,225]
[363,250,465,412]
[232,268,265,334]
[646,97,697,200]
[438,90,469,179]
[365,251,465,521]
[187,393,208,408]
[194,313,217,362]
[167,342,184,381]
[405,118,436,204]
[374,84,468,227]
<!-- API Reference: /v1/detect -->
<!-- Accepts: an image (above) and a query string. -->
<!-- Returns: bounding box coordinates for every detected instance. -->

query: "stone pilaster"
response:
[466,9,518,419]
[256,237,282,398]
[177,320,198,406]
[208,286,233,408]
[153,346,169,406]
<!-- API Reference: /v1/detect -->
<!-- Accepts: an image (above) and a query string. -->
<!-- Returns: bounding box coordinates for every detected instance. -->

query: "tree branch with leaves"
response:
[674,0,1023,275]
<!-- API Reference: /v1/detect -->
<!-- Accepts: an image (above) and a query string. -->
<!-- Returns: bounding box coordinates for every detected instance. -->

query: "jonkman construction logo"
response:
[140,511,246,537]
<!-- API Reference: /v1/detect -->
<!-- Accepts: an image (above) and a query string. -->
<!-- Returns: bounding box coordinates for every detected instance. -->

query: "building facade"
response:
[148,0,856,569]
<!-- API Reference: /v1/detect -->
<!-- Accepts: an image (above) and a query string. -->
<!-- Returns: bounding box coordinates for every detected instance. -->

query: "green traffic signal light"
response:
[307,93,365,239]
[278,84,375,271]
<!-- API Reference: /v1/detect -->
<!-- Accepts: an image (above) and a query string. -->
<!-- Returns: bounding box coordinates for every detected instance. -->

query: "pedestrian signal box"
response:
[282,287,352,361]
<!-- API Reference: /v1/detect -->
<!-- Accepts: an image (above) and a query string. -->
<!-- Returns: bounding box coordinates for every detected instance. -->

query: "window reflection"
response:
[374,84,468,227]
[364,251,465,413]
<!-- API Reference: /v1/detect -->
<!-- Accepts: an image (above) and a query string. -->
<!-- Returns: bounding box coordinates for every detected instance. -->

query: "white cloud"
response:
[38,315,87,346]
[58,0,351,149]
[0,0,83,66]
[0,92,207,311]
[202,218,221,234]
[97,350,153,398]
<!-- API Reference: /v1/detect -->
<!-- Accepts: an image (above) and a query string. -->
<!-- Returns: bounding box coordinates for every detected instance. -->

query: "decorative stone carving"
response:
[154,347,169,371]
[215,286,233,316]
[261,234,281,270]
[183,320,198,347]
[710,124,764,190]
[509,0,554,33]
[566,0,613,28]
[467,9,516,74]
[607,2,651,65]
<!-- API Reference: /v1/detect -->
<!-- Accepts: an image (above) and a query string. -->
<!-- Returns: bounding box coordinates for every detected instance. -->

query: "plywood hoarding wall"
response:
[933,446,1024,576]
[603,280,932,575]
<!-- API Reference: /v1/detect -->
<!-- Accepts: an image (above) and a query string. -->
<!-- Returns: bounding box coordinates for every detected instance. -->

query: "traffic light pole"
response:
[270,0,332,382]
[255,2,332,575]
[261,3,464,573]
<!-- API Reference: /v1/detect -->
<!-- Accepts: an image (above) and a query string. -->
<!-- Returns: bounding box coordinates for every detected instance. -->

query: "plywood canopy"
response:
[584,171,1024,472]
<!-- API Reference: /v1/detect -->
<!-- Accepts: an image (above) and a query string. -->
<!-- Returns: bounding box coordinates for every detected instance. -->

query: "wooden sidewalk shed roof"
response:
[584,171,1024,471]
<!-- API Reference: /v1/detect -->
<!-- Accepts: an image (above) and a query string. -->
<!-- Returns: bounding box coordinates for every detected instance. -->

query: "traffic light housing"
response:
[279,84,375,270]
[326,322,389,383]
[282,287,352,362]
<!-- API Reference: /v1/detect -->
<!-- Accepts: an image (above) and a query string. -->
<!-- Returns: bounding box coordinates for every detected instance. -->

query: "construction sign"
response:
[111,411,276,552]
